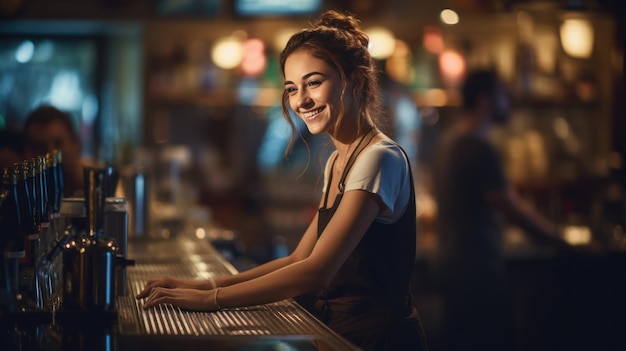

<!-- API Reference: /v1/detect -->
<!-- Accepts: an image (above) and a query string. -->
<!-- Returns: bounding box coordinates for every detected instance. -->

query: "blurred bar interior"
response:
[0,0,625,350]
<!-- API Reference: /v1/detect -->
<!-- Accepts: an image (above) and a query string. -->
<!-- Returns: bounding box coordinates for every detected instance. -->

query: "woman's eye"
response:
[307,80,321,88]
[285,86,297,95]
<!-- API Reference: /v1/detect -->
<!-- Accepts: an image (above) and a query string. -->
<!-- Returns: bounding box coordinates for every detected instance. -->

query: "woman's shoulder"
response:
[347,139,412,220]
[349,139,410,183]
[361,140,408,165]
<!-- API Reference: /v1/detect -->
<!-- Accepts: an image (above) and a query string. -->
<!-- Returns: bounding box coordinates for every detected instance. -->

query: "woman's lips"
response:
[302,107,324,120]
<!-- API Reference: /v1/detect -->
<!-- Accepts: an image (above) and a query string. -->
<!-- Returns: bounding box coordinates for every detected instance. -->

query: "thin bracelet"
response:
[208,277,216,290]
[214,287,222,311]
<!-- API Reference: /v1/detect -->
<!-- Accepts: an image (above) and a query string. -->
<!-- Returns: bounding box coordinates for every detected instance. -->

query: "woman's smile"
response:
[302,106,326,120]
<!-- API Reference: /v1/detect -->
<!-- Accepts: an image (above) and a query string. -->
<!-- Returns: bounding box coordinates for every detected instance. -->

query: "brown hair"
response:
[279,10,383,153]
[23,105,78,141]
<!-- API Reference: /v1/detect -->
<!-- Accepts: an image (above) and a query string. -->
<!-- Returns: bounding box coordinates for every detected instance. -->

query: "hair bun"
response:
[317,10,358,31]
[315,10,369,49]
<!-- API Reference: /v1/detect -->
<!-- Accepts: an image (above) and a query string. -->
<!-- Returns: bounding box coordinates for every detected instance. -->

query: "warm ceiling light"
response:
[440,9,459,25]
[366,27,395,60]
[560,18,594,59]
[212,36,244,70]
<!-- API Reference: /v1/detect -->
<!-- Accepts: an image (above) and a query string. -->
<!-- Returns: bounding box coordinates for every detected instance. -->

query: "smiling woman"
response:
[283,54,343,135]
[137,10,428,351]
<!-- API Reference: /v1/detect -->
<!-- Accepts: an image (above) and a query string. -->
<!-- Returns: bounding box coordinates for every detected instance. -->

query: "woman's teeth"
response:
[303,108,323,119]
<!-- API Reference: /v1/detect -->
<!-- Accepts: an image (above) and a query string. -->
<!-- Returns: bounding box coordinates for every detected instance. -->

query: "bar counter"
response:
[113,232,361,351]
[1,230,360,351]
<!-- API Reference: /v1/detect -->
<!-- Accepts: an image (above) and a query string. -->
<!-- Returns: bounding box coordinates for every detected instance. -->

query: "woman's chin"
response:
[305,124,326,135]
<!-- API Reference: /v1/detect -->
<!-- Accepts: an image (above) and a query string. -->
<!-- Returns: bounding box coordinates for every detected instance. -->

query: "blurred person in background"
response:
[0,129,25,169]
[137,10,428,351]
[431,69,571,351]
[23,105,88,197]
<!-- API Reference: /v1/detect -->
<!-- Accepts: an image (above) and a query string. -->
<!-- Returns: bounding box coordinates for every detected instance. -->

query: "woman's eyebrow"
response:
[284,71,326,87]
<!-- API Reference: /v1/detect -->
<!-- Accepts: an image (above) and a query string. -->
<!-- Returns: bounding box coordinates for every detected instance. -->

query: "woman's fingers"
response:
[136,277,168,299]
[141,287,214,311]
[141,287,166,307]
[143,289,165,308]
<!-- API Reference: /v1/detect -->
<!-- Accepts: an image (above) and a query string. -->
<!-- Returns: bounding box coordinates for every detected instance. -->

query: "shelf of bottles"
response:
[1,151,138,350]
[0,150,64,323]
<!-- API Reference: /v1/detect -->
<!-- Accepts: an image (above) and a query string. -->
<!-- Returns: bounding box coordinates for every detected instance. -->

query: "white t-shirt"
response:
[323,141,412,224]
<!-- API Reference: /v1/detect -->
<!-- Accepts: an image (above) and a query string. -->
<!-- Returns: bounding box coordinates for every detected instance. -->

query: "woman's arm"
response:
[141,190,381,310]
[219,190,379,305]
[137,212,321,298]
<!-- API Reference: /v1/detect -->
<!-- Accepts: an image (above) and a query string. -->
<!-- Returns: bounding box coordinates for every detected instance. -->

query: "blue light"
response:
[15,40,34,63]
[236,0,321,16]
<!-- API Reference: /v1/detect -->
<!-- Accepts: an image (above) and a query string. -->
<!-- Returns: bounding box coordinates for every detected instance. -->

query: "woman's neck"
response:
[331,124,375,162]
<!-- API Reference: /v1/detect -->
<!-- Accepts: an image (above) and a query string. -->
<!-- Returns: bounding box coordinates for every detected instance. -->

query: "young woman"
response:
[137,10,428,350]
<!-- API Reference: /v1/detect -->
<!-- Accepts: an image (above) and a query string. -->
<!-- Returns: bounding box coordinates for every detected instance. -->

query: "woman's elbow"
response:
[299,260,335,292]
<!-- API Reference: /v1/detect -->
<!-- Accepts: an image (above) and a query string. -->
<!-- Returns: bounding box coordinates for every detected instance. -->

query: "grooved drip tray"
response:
[116,235,360,350]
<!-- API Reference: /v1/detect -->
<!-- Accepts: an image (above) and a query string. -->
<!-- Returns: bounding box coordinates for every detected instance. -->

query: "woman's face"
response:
[283,49,345,135]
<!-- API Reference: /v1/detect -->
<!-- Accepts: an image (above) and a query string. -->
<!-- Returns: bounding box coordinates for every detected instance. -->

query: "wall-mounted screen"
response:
[155,0,221,16]
[235,0,322,17]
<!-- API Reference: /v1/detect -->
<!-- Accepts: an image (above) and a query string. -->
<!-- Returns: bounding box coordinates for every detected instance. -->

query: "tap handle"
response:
[84,167,105,237]
[44,224,75,264]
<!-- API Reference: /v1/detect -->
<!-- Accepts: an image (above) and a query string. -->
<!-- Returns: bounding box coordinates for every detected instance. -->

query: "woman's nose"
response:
[296,94,313,110]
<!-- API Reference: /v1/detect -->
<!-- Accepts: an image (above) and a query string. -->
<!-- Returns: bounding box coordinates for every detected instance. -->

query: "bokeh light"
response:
[440,9,459,25]
[423,26,444,54]
[366,27,395,60]
[439,49,466,87]
[15,40,34,63]
[241,38,266,77]
[560,18,594,58]
[212,36,244,70]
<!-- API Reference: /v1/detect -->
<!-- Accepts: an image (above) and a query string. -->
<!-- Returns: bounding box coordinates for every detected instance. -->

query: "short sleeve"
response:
[344,141,412,223]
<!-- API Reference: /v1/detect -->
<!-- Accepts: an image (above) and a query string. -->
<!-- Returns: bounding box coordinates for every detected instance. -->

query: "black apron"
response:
[314,133,428,351]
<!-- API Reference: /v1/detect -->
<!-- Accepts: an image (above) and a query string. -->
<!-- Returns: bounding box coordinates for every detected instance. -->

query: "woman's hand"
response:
[142,287,217,311]
[136,276,209,299]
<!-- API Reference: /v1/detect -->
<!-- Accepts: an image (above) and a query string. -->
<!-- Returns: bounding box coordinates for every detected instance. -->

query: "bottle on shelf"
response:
[1,166,25,312]
[16,160,40,304]
[53,150,64,202]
